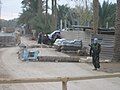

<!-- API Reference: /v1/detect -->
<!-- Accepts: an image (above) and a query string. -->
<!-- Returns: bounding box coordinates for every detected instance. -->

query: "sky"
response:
[1,0,23,20]
[1,0,116,20]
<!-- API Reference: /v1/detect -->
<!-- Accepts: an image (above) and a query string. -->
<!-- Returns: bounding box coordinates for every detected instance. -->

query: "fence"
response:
[0,73,120,90]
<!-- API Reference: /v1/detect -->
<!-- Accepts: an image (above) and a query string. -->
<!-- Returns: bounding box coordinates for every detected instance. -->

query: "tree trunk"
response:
[38,0,42,15]
[52,0,55,14]
[113,0,120,62]
[46,0,48,15]
[45,0,48,33]
[93,0,99,34]
[51,0,57,32]
[54,0,57,30]
[51,0,54,32]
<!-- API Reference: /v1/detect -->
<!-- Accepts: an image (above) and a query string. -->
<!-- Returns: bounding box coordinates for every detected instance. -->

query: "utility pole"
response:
[0,0,1,19]
[0,0,2,30]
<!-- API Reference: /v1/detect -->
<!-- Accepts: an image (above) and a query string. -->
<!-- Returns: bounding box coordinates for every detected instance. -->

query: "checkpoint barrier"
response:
[0,73,120,90]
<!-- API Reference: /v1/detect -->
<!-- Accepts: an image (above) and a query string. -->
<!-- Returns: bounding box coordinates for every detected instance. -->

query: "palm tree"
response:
[38,0,42,15]
[72,0,99,34]
[51,0,57,31]
[99,1,116,28]
[113,0,120,61]
[19,0,45,34]
[45,0,48,32]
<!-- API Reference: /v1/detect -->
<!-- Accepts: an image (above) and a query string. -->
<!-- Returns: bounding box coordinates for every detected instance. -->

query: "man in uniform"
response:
[90,38,101,70]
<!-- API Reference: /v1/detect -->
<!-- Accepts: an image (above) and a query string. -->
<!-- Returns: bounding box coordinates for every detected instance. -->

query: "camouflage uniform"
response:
[90,43,101,70]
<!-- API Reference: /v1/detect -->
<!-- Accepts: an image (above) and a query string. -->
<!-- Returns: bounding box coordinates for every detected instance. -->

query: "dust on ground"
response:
[88,62,120,73]
[99,63,120,73]
[0,49,11,79]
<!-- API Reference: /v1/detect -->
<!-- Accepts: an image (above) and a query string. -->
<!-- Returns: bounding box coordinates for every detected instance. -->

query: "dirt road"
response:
[0,49,11,79]
[0,37,120,90]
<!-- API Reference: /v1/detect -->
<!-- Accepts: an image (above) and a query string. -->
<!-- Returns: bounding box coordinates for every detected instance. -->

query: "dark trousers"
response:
[92,55,100,69]
[38,39,41,44]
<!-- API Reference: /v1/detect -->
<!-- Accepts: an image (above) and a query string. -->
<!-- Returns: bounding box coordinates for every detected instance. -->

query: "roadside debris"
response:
[0,29,21,47]
[18,44,40,61]
[54,39,82,51]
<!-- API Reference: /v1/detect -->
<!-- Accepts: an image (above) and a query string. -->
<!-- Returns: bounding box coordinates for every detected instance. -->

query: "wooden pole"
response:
[0,73,120,84]
[0,0,1,19]
[62,81,67,90]
[0,0,2,30]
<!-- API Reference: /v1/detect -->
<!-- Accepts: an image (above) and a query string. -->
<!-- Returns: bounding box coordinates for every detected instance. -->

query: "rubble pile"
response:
[0,31,21,47]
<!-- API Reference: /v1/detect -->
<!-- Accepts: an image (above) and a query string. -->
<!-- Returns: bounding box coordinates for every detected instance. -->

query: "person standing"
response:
[90,38,101,70]
[38,32,43,44]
